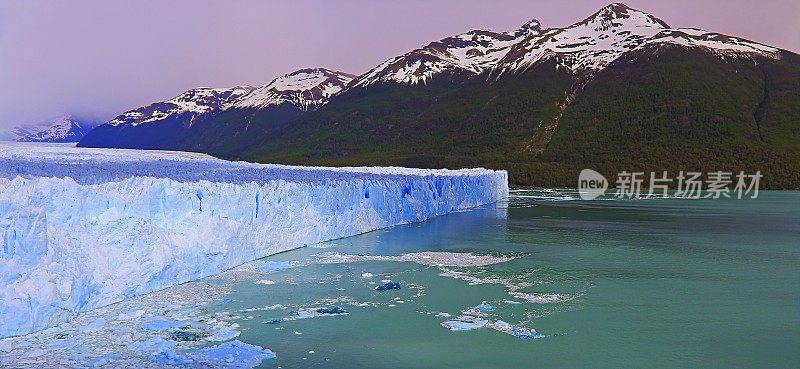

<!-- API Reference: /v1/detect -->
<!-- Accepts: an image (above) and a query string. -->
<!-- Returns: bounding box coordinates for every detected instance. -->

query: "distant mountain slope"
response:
[350,19,541,87]
[107,86,253,128]
[79,3,800,188]
[2,115,97,143]
[239,3,799,189]
[78,69,354,154]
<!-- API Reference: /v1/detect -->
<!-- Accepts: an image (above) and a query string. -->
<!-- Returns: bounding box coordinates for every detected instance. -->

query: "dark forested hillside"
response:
[240,48,800,188]
[79,4,800,188]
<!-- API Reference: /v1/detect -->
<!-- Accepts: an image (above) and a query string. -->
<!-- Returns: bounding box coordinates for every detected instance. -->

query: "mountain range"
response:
[78,3,800,188]
[2,115,98,143]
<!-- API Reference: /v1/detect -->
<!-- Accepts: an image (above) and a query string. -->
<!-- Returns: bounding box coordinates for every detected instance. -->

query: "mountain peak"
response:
[513,18,542,37]
[585,3,670,29]
[267,68,355,92]
[230,68,355,110]
[351,18,544,87]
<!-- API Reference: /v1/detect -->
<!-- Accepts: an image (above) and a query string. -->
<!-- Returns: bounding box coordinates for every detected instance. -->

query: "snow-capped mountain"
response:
[3,115,97,142]
[494,3,779,75]
[79,2,798,186]
[231,68,355,111]
[109,86,253,127]
[78,68,355,154]
[352,3,781,87]
[351,20,542,87]
[106,69,353,129]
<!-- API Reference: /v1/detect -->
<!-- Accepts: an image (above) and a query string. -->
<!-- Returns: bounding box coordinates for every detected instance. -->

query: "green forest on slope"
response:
[240,46,800,189]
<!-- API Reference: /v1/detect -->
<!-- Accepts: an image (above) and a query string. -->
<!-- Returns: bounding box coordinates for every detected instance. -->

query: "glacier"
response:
[0,142,507,338]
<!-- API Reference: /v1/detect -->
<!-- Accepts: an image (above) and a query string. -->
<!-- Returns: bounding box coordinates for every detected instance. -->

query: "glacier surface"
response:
[0,142,507,338]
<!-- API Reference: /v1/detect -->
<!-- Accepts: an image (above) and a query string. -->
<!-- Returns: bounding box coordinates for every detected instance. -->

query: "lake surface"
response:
[2,190,798,368]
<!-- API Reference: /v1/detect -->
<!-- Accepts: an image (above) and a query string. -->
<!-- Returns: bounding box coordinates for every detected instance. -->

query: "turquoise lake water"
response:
[217,190,800,368]
[2,190,798,368]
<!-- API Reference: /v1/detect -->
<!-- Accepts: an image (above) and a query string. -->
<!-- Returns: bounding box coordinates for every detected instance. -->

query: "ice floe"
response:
[314,251,514,267]
[375,280,402,291]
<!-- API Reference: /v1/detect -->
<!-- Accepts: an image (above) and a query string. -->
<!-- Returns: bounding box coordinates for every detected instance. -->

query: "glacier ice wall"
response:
[0,143,507,338]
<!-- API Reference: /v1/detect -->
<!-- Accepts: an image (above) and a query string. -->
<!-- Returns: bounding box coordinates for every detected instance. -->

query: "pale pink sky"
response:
[0,0,798,127]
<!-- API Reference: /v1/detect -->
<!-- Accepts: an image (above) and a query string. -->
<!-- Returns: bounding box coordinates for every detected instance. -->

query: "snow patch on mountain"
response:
[350,3,782,86]
[105,69,353,129]
[230,68,355,111]
[351,20,542,87]
[496,3,669,74]
[109,86,253,127]
[646,28,779,56]
[496,3,779,75]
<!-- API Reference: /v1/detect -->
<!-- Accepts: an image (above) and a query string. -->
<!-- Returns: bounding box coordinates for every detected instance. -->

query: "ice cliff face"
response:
[0,143,507,338]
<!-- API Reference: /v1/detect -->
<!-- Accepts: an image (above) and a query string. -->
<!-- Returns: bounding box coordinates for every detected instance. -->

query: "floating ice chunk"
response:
[436,312,451,318]
[316,252,514,267]
[242,304,285,312]
[375,281,401,291]
[361,272,374,278]
[510,292,563,304]
[115,309,146,321]
[315,306,347,315]
[257,261,295,273]
[85,353,123,367]
[170,329,209,342]
[128,337,176,353]
[254,279,276,285]
[186,340,276,368]
[491,320,513,331]
[140,319,192,331]
[294,306,349,319]
[489,320,544,339]
[476,301,495,312]
[264,319,282,325]
[511,326,544,339]
[79,318,106,333]
[148,349,193,366]
[441,318,488,331]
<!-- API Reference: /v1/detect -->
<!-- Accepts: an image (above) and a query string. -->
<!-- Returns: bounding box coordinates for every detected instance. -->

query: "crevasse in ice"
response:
[0,143,508,338]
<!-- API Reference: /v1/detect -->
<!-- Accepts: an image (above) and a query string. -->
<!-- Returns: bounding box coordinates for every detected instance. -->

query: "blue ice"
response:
[0,142,508,338]
[375,280,401,291]
[441,319,488,331]
[140,319,193,331]
[187,340,276,368]
[512,326,544,339]
[476,301,495,312]
[257,261,294,273]
[315,306,347,315]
